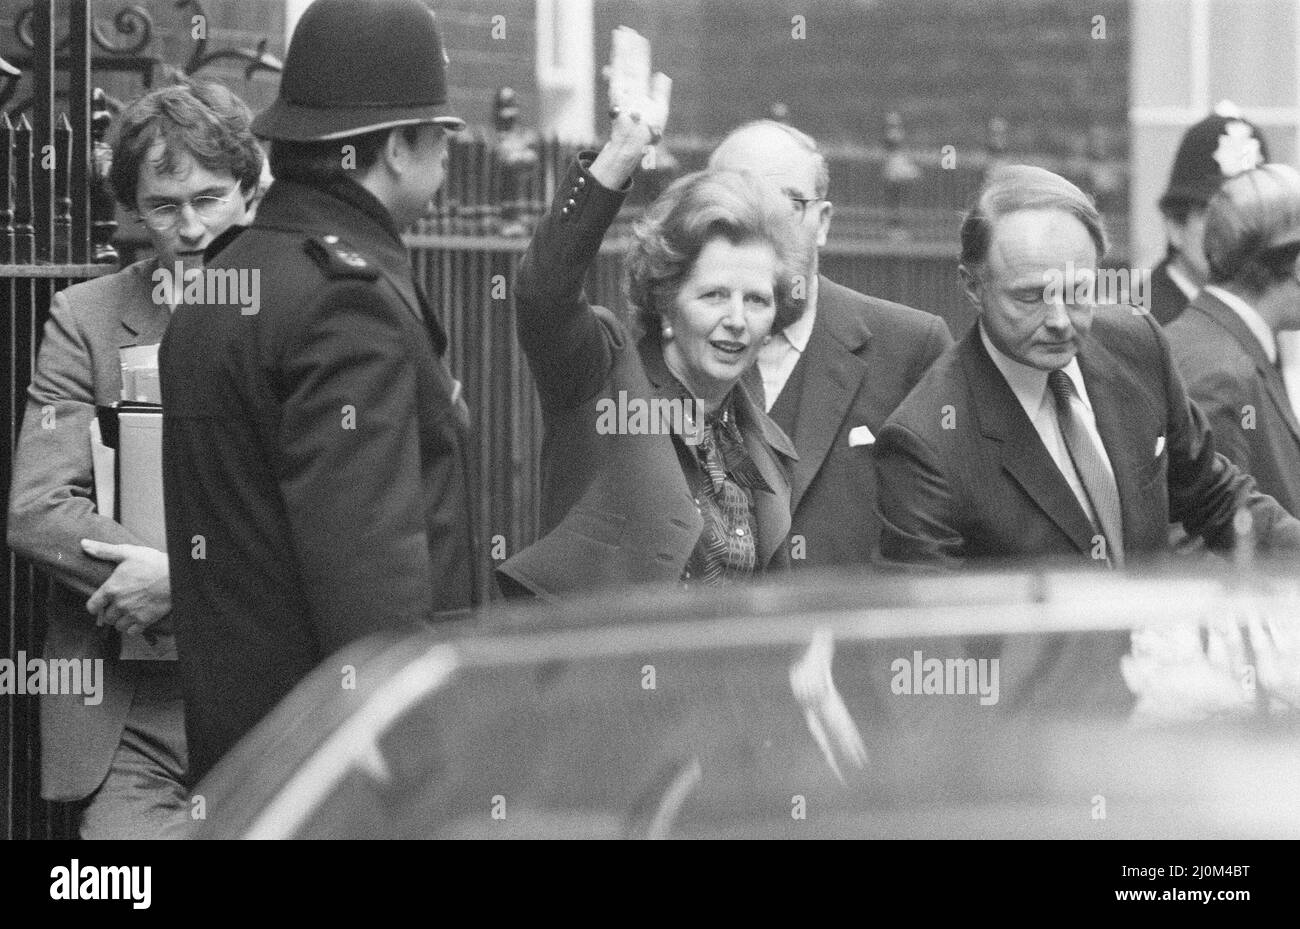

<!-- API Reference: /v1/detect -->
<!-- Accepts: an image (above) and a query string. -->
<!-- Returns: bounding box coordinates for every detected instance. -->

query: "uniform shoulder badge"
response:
[304,234,380,280]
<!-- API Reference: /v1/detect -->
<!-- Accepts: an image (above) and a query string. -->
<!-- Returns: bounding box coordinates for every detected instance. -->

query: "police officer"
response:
[1150,103,1269,326]
[160,0,475,783]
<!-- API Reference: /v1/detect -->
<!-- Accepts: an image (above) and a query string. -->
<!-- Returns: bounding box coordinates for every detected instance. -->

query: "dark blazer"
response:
[750,277,951,567]
[160,177,475,782]
[873,308,1300,715]
[1166,290,1300,517]
[497,156,797,601]
[7,259,180,801]
[1149,256,1193,326]
[876,308,1300,569]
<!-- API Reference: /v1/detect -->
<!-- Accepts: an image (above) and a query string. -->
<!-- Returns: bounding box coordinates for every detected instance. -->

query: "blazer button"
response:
[577,176,586,188]
[735,527,746,536]
[566,198,577,209]
[561,206,570,216]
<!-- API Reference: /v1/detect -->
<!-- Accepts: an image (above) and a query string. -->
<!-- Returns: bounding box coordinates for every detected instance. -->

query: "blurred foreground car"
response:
[191,563,1300,838]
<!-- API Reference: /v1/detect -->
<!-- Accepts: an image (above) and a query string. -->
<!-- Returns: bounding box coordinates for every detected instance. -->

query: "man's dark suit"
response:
[873,308,1300,714]
[160,177,475,782]
[755,278,951,567]
[877,308,1300,567]
[1149,256,1194,326]
[1166,290,1300,517]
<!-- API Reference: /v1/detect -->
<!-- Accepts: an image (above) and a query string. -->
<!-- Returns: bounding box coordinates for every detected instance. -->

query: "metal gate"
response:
[2,0,117,841]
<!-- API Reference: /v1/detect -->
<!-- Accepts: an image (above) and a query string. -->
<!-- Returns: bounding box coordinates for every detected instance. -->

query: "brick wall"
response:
[3,0,1128,157]
[592,0,1127,159]
[427,0,537,131]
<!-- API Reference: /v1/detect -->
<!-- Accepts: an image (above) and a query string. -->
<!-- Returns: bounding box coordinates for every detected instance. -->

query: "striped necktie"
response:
[1047,369,1124,567]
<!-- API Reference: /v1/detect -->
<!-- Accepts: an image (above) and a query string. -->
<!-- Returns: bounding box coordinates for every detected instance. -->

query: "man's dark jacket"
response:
[754,278,951,567]
[161,177,475,782]
[876,307,1300,568]
[1166,289,1300,517]
[873,308,1300,714]
[1149,256,1193,326]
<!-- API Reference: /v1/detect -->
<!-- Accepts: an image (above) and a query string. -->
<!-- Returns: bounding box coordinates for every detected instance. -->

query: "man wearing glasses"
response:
[159,0,475,784]
[7,79,262,838]
[710,121,953,569]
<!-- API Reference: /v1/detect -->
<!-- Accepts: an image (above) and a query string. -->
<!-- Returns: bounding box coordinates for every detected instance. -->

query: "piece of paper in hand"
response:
[609,26,652,108]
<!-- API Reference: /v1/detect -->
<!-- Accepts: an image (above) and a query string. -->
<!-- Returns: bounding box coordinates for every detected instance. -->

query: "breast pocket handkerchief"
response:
[849,425,875,447]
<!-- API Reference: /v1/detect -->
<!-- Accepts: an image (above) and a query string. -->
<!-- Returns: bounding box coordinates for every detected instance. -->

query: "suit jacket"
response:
[873,309,1300,714]
[497,156,797,601]
[748,277,951,567]
[1149,256,1194,327]
[878,308,1300,566]
[1166,290,1300,517]
[7,259,180,801]
[160,177,475,782]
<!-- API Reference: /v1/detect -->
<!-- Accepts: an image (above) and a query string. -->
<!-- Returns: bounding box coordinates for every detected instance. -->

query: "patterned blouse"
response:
[670,384,774,587]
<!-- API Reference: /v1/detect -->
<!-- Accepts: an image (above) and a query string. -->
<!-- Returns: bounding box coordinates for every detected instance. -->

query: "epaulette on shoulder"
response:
[304,234,380,280]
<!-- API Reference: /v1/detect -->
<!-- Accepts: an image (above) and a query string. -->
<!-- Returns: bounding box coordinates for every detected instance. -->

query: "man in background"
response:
[1149,105,1268,326]
[875,165,1300,714]
[710,120,952,569]
[1166,164,1300,517]
[8,81,262,837]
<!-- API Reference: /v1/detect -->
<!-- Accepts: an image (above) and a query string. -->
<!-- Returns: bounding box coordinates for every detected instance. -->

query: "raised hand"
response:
[590,27,672,190]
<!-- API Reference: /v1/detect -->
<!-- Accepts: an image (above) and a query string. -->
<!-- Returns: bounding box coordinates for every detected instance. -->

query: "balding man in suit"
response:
[711,120,951,569]
[873,165,1300,714]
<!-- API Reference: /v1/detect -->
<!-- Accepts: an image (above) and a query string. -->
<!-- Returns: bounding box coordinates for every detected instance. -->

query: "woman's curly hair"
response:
[623,169,807,338]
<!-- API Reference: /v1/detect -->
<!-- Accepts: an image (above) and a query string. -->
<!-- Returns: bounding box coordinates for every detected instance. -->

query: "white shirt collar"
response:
[979,322,1094,415]
[1165,261,1201,302]
[777,276,818,353]
[1202,285,1277,363]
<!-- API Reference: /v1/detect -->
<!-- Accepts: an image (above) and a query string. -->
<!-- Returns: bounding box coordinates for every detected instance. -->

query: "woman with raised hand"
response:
[497,66,805,600]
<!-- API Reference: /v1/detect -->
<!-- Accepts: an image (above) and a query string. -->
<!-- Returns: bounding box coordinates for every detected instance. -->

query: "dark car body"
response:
[189,563,1300,839]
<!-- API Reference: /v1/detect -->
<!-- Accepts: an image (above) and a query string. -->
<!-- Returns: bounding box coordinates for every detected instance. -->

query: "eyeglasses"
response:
[788,195,825,218]
[138,182,244,231]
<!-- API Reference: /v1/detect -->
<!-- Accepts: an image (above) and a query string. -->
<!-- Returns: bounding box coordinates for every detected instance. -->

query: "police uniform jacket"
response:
[160,176,475,782]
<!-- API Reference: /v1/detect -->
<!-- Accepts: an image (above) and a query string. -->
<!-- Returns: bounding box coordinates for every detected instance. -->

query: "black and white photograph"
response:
[0,0,1294,896]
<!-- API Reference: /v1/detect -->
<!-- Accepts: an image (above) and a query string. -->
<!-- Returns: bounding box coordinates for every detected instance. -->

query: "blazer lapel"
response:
[1076,338,1150,552]
[118,260,171,347]
[1193,293,1300,445]
[1262,366,1300,445]
[963,329,1097,554]
[736,377,795,567]
[786,279,870,510]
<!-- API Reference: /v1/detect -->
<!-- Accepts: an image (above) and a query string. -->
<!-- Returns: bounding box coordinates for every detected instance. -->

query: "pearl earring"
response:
[661,325,673,340]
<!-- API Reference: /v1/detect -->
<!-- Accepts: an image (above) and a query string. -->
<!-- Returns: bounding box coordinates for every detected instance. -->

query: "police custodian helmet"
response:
[1160,101,1269,214]
[252,0,466,142]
